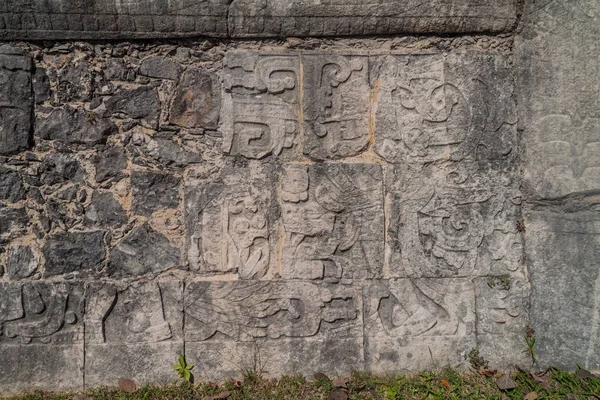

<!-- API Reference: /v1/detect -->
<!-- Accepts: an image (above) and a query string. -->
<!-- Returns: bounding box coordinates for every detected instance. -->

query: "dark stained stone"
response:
[33,67,50,104]
[0,207,29,236]
[107,223,179,277]
[0,47,32,156]
[139,56,182,80]
[43,231,106,276]
[169,68,220,129]
[0,167,26,203]
[36,106,118,146]
[6,245,37,279]
[94,147,127,183]
[105,86,161,129]
[131,170,180,216]
[84,191,128,229]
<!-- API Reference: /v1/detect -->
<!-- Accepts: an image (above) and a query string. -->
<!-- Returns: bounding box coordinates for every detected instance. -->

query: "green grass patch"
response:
[4,367,600,400]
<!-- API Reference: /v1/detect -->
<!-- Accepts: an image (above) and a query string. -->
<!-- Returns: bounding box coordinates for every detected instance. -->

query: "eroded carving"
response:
[303,55,370,159]
[0,283,83,344]
[280,163,384,279]
[185,163,277,279]
[184,281,361,342]
[387,162,521,278]
[373,53,516,164]
[222,52,300,159]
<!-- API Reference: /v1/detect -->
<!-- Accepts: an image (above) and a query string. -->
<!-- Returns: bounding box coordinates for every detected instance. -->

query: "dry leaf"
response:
[523,392,538,400]
[328,391,349,400]
[440,379,450,389]
[118,378,136,393]
[332,378,348,388]
[479,369,498,377]
[203,391,231,400]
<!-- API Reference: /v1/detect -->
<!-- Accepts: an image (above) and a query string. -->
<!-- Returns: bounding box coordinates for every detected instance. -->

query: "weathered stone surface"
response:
[364,278,475,372]
[0,0,230,40]
[84,280,183,386]
[6,245,38,279]
[516,0,600,199]
[373,52,517,165]
[36,106,118,146]
[280,163,384,279]
[0,207,29,237]
[39,153,85,186]
[169,68,220,129]
[0,282,84,394]
[0,46,32,155]
[84,191,128,228]
[302,55,371,160]
[222,51,301,159]
[131,170,181,216]
[184,280,363,378]
[525,206,600,370]
[229,0,518,37]
[43,231,106,277]
[105,86,161,129]
[0,166,26,203]
[386,162,522,278]
[139,56,182,80]
[107,224,179,277]
[94,147,127,182]
[185,162,278,279]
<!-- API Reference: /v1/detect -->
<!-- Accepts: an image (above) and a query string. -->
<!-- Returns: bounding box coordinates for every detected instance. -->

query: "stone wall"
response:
[0,0,598,394]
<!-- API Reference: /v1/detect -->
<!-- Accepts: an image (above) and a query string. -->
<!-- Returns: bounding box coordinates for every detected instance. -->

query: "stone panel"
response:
[364,278,476,373]
[525,207,600,370]
[0,45,32,156]
[0,282,84,394]
[184,280,363,378]
[516,0,600,199]
[229,0,518,37]
[84,280,184,386]
[280,163,384,280]
[0,0,230,40]
[222,51,301,160]
[185,162,279,279]
[373,52,517,165]
[386,162,522,278]
[302,55,371,160]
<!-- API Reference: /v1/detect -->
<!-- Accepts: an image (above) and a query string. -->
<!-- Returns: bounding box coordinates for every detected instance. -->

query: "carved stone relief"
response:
[280,163,384,279]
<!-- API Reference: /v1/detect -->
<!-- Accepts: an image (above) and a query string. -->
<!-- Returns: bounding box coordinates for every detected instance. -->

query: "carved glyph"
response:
[280,163,384,279]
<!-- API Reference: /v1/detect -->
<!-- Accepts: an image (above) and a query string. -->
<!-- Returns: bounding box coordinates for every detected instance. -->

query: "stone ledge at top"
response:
[0,0,519,40]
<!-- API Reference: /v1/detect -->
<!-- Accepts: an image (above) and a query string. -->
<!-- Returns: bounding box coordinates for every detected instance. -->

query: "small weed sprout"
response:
[467,348,489,370]
[172,354,194,382]
[525,325,537,363]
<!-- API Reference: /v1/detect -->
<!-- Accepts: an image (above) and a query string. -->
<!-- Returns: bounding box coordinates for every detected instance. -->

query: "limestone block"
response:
[84,280,184,386]
[302,55,371,160]
[184,162,279,279]
[0,0,230,40]
[229,0,518,37]
[184,280,364,378]
[0,282,85,394]
[169,69,221,129]
[0,46,32,156]
[516,0,600,198]
[280,163,384,279]
[364,278,476,373]
[386,162,522,278]
[222,51,301,160]
[525,207,600,370]
[373,52,517,165]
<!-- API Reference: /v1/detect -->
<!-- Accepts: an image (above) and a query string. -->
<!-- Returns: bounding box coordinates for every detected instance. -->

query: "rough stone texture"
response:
[0,0,230,40]
[516,0,600,370]
[0,1,597,391]
[36,106,118,146]
[42,231,106,277]
[517,0,600,200]
[0,282,85,394]
[0,45,32,155]
[228,0,519,37]
[0,0,517,41]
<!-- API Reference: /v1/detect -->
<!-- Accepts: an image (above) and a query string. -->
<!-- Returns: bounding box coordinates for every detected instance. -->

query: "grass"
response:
[5,367,600,400]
